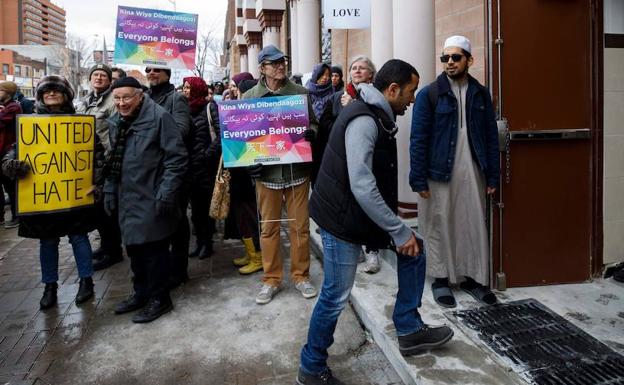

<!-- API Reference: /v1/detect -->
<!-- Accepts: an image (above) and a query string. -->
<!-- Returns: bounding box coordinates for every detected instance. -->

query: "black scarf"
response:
[107,101,142,182]
[148,82,174,104]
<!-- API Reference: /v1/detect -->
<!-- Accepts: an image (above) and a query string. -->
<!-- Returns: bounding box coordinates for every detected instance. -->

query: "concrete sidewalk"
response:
[308,220,624,385]
[0,224,403,385]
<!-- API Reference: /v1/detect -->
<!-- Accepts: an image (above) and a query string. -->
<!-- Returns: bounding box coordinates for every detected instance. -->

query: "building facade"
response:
[0,48,46,97]
[0,0,66,46]
[221,0,624,284]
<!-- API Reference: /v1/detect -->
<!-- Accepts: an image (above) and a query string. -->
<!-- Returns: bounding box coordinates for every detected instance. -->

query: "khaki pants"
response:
[256,180,310,287]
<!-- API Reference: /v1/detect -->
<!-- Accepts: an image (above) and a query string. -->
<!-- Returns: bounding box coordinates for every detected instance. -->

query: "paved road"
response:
[0,221,403,385]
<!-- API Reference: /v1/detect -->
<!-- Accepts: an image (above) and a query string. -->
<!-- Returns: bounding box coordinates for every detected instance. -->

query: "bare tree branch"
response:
[194,24,223,78]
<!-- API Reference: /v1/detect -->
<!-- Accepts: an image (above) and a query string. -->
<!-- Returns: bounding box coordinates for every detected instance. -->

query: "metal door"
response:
[490,0,602,287]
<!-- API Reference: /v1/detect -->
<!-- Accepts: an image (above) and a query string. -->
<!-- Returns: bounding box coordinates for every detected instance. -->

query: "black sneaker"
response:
[114,294,148,314]
[295,367,345,385]
[398,324,454,356]
[131,297,173,323]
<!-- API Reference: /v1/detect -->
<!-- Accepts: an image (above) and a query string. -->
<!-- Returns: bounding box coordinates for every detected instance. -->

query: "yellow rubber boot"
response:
[238,245,263,275]
[233,238,253,267]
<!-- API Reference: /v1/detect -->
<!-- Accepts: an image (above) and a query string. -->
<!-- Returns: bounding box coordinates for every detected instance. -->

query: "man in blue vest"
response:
[296,60,453,385]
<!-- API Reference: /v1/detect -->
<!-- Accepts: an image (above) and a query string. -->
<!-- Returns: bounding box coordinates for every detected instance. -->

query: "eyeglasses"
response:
[145,68,162,73]
[440,54,465,63]
[351,65,370,72]
[263,59,287,68]
[113,93,140,103]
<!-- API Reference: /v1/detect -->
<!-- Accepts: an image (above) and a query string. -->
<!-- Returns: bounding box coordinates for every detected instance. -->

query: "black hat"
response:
[88,64,112,81]
[110,76,143,90]
[238,79,258,95]
[36,75,74,102]
[331,66,343,77]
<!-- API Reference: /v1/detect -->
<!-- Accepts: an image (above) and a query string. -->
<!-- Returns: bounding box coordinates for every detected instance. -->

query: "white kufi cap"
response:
[443,35,471,54]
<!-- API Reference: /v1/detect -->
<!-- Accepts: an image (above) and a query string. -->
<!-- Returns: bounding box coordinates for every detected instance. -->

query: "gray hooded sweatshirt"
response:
[344,83,414,248]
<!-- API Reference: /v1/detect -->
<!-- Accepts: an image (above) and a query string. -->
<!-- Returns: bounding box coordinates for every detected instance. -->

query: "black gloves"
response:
[103,193,117,216]
[246,163,264,179]
[2,160,31,179]
[303,129,316,142]
[156,200,178,217]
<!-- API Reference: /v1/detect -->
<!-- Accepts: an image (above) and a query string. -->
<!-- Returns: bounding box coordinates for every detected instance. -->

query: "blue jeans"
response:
[300,229,426,375]
[40,234,94,284]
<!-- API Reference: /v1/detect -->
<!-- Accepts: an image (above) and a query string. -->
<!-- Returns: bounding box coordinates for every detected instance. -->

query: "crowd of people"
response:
[0,35,508,384]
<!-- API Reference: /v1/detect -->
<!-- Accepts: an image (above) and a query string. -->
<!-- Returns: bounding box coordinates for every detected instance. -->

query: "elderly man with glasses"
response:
[242,45,319,305]
[104,76,187,323]
[410,35,500,309]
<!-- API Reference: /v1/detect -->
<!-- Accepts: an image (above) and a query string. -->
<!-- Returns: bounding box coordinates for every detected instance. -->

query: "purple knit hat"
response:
[232,72,254,86]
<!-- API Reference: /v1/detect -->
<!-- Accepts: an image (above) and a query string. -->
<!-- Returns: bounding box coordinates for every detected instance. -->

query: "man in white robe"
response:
[409,36,500,308]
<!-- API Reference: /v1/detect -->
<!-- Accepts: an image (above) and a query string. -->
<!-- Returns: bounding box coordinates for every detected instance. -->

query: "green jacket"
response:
[242,77,318,184]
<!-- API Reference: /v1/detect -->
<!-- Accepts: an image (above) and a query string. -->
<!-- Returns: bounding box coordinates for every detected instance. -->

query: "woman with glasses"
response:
[1,75,96,310]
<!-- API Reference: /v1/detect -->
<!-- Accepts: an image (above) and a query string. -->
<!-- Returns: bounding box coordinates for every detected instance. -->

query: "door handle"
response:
[509,129,590,141]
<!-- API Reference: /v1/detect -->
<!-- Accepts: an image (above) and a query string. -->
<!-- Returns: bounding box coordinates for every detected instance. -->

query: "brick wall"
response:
[0,0,20,44]
[435,0,487,84]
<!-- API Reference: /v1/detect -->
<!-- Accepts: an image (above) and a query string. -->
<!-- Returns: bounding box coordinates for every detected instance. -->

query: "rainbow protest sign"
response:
[218,95,313,168]
[114,6,198,70]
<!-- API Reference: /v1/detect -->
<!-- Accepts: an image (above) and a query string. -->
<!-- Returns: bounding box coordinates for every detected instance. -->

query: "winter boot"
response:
[233,237,254,267]
[40,282,58,310]
[238,245,263,275]
[75,277,94,304]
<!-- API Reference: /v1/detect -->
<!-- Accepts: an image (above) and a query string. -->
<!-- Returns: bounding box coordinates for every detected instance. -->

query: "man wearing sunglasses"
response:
[410,35,500,309]
[145,66,193,290]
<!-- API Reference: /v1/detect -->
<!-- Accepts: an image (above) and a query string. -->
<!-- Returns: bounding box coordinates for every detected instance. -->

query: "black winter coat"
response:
[190,107,218,192]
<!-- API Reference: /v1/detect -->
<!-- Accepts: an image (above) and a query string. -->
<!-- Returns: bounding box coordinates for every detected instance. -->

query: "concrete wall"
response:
[603,49,624,265]
[434,0,486,84]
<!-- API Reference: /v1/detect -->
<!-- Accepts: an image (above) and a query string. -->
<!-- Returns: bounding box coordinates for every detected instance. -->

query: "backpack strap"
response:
[427,80,439,110]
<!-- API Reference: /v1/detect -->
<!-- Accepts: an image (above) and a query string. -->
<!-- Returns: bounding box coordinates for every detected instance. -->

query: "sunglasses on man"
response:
[145,68,163,73]
[439,54,465,63]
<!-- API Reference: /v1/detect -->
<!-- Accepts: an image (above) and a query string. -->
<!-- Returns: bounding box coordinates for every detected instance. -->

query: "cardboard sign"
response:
[16,115,96,215]
[323,0,371,29]
[114,6,198,70]
[218,95,312,168]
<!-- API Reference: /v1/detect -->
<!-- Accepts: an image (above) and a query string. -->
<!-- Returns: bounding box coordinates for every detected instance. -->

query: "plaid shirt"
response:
[261,177,306,190]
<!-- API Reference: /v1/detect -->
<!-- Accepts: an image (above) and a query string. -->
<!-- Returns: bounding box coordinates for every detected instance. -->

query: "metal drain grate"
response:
[453,299,624,385]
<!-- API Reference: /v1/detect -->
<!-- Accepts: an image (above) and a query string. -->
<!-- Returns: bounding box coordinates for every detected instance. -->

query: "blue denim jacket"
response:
[409,73,500,192]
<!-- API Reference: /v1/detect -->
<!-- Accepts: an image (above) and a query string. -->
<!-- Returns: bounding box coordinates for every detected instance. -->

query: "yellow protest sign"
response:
[16,115,96,215]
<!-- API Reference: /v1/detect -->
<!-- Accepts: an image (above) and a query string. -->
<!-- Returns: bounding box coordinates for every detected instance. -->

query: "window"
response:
[14,65,21,76]
[2,64,8,74]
